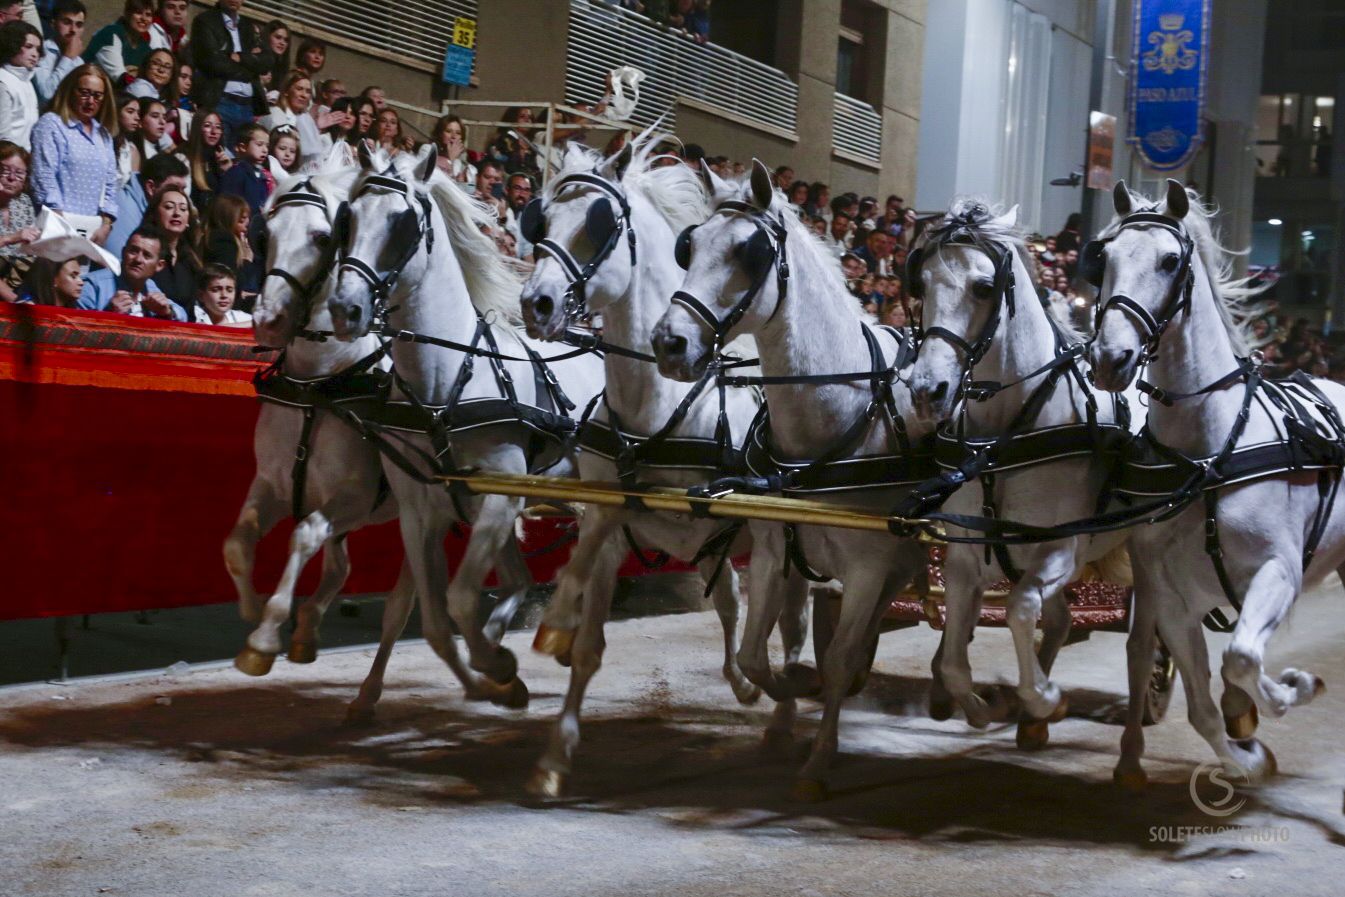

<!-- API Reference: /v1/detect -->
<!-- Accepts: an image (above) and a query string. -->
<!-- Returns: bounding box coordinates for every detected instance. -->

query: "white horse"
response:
[516,139,766,796]
[651,160,930,800]
[329,144,606,708]
[228,167,413,708]
[1089,179,1342,784]
[905,199,1139,750]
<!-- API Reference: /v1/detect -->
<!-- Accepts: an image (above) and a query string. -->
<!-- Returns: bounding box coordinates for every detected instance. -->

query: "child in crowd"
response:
[133,95,173,161]
[269,126,301,175]
[217,123,272,214]
[18,257,85,307]
[113,91,141,187]
[185,110,230,212]
[193,263,250,326]
[202,194,261,305]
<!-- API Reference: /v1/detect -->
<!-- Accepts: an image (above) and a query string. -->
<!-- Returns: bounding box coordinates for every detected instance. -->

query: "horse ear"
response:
[604,141,634,181]
[1112,180,1132,216]
[993,204,1020,228]
[357,139,374,171]
[416,144,438,182]
[1165,178,1189,219]
[749,159,773,210]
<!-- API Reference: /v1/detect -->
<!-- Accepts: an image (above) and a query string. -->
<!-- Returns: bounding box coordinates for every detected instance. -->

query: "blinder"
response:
[1081,239,1106,288]
[519,197,545,245]
[675,225,694,270]
[335,172,435,311]
[527,171,637,321]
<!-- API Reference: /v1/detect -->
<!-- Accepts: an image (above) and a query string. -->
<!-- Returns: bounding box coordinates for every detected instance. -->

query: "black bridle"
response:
[261,180,340,342]
[1088,210,1195,366]
[669,200,790,351]
[521,171,636,321]
[336,171,435,316]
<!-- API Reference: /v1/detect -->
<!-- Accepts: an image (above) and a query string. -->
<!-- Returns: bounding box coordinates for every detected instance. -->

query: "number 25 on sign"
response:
[452,17,477,49]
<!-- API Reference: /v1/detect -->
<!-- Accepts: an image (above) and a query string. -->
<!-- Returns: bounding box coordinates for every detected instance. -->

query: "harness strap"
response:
[291,405,318,521]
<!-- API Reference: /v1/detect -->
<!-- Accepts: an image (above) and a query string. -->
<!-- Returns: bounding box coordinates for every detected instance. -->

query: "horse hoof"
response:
[759,729,795,760]
[489,677,530,709]
[479,647,518,684]
[344,703,376,727]
[287,640,318,664]
[533,624,575,659]
[1046,693,1070,723]
[785,663,822,697]
[234,646,276,677]
[1225,705,1258,740]
[1016,719,1050,752]
[790,778,829,803]
[526,767,567,799]
[1112,766,1149,793]
[929,696,955,721]
[731,680,763,706]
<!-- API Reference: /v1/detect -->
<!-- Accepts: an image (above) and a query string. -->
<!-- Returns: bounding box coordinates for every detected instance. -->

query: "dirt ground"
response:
[2,585,1343,897]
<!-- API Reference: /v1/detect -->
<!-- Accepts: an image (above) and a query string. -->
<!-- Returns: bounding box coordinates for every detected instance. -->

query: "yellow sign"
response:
[452,17,477,50]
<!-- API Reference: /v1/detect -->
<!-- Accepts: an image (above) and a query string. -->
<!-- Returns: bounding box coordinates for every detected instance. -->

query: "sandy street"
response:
[2,585,1342,897]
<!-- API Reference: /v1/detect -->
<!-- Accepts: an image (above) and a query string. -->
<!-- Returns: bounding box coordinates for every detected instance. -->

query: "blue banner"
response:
[1127,0,1210,171]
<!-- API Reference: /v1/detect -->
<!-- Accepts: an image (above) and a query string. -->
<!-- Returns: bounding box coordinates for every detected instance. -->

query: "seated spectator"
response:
[681,142,705,170]
[125,46,172,98]
[485,106,537,175]
[373,107,410,156]
[0,20,41,152]
[1055,212,1082,254]
[141,182,199,316]
[0,140,38,302]
[193,262,250,325]
[786,180,808,209]
[259,18,287,102]
[822,210,851,257]
[185,109,229,211]
[163,55,193,144]
[29,63,120,244]
[268,124,299,174]
[149,0,188,52]
[77,227,186,319]
[18,256,85,306]
[852,228,895,275]
[217,121,271,213]
[805,182,830,221]
[345,95,374,146]
[259,71,327,164]
[190,0,274,146]
[432,113,476,185]
[104,150,188,256]
[321,96,356,149]
[669,0,709,43]
[294,36,324,79]
[34,1,85,107]
[316,77,344,113]
[773,165,794,191]
[503,171,533,259]
[131,95,174,160]
[360,84,384,110]
[473,157,505,208]
[84,0,154,88]
[857,196,877,226]
[0,0,22,23]
[880,298,908,329]
[112,91,140,183]
[202,192,260,299]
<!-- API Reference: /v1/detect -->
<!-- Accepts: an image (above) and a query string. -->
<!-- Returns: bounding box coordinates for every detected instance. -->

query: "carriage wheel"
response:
[1142,640,1176,725]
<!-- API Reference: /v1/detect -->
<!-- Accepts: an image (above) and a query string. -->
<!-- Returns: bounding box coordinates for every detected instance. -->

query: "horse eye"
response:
[1160,253,1180,273]
[312,233,331,249]
[971,278,995,299]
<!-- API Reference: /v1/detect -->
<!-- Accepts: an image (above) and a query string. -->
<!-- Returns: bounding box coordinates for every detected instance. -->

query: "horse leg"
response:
[535,510,623,661]
[484,537,532,646]
[235,511,331,676]
[289,533,352,664]
[1158,599,1277,782]
[761,572,810,757]
[527,536,626,798]
[347,558,417,725]
[1222,556,1322,724]
[399,511,498,704]
[223,480,285,625]
[1115,576,1159,790]
[794,551,920,801]
[445,493,528,691]
[736,528,805,701]
[698,557,761,705]
[1012,586,1073,750]
[937,561,994,728]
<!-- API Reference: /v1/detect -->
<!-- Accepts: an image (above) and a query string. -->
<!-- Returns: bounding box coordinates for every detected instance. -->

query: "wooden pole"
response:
[436,471,917,534]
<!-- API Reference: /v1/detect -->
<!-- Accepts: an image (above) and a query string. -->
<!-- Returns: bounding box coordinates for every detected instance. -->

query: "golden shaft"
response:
[436,471,912,533]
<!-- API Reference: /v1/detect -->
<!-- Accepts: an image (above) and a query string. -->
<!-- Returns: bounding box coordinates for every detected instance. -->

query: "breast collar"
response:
[336,171,435,316]
[532,171,636,322]
[1093,211,1195,365]
[669,200,790,352]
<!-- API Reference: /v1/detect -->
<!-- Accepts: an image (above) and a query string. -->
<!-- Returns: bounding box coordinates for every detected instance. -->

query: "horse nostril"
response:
[1116,349,1134,367]
[347,304,362,323]
[659,333,688,357]
[534,295,554,317]
[931,381,949,401]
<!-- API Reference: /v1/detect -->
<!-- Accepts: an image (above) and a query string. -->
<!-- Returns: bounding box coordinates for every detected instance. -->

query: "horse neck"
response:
[385,206,476,404]
[962,258,1071,434]
[756,248,881,457]
[1143,258,1244,455]
[599,201,691,432]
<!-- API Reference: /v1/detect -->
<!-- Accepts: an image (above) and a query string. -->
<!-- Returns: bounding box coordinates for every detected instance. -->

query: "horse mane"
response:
[753,180,861,323]
[923,196,1087,345]
[387,152,526,327]
[1098,185,1257,353]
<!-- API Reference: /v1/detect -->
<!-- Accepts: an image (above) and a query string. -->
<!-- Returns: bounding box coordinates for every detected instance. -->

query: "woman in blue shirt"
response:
[29,63,120,246]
